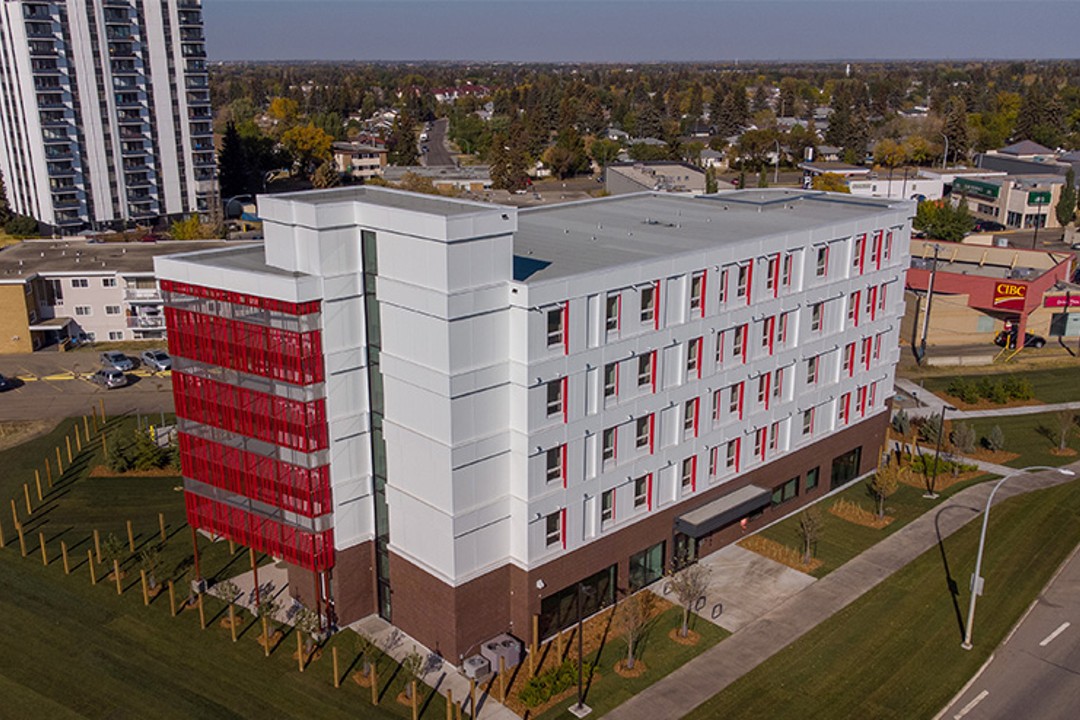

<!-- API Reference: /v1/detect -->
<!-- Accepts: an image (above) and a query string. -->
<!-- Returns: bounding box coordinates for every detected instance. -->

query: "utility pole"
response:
[918,244,941,363]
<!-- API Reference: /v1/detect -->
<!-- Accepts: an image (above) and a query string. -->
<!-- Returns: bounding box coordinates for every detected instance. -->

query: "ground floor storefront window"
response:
[538,563,617,639]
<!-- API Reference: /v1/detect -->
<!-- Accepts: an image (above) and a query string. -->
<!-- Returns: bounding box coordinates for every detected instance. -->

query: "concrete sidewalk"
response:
[895,377,1080,421]
[604,464,1080,720]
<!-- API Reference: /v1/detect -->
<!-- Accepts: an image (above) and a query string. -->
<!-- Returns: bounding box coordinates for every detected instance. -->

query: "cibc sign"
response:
[993,282,1027,311]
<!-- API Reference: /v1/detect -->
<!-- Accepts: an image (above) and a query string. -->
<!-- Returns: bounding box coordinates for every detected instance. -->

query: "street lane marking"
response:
[954,690,989,719]
[1039,621,1070,647]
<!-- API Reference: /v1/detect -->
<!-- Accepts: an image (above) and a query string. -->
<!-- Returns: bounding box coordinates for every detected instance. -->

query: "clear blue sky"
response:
[205,1,1080,63]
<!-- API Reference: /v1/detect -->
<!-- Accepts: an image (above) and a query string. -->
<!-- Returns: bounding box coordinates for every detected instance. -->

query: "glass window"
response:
[811,303,823,332]
[546,379,563,417]
[726,439,739,469]
[687,338,700,375]
[690,271,704,313]
[102,278,117,287]
[601,489,615,524]
[602,427,616,462]
[546,307,564,348]
[605,294,620,332]
[815,246,828,277]
[640,284,656,324]
[635,416,651,449]
[831,448,862,489]
[637,352,653,388]
[771,477,799,506]
[628,541,665,591]
[736,264,749,297]
[633,475,648,508]
[604,362,618,398]
[806,466,820,491]
[546,447,562,483]
[681,457,695,489]
[683,399,696,433]
[545,512,561,547]
[802,409,814,436]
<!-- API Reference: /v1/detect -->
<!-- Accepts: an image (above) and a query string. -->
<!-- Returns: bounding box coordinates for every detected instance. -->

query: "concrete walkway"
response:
[604,463,1080,720]
[895,377,1080,421]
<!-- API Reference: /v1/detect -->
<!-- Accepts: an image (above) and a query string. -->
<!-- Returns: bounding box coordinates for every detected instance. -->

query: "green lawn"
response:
[757,473,993,578]
[962,412,1080,468]
[920,366,1080,405]
[0,416,416,719]
[685,477,1080,720]
[536,606,727,719]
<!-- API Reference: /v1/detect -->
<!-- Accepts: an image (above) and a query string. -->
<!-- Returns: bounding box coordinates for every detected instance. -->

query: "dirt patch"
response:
[0,419,57,453]
[352,669,375,687]
[964,449,1020,465]
[829,498,894,529]
[1050,448,1078,457]
[614,659,648,677]
[936,395,1043,412]
[89,465,179,478]
[668,628,702,646]
[737,535,824,574]
[256,630,283,651]
[898,468,985,492]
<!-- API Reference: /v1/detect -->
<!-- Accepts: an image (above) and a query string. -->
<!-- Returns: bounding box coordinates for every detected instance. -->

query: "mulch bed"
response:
[614,659,648,678]
[828,502,893,529]
[668,628,701,646]
[89,465,178,478]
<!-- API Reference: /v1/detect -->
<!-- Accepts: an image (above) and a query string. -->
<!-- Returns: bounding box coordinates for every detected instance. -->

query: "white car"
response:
[140,350,172,372]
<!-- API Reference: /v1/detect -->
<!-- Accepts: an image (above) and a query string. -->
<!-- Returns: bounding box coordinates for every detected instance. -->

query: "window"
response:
[635,415,652,451]
[629,541,665,591]
[838,392,851,425]
[810,303,823,332]
[806,466,820,491]
[878,283,887,312]
[601,489,615,524]
[718,268,729,304]
[604,362,618,399]
[773,367,784,400]
[712,388,723,423]
[74,306,91,316]
[687,337,702,378]
[848,292,860,326]
[857,385,868,416]
[769,421,780,452]
[883,231,893,261]
[874,334,883,361]
[709,446,720,478]
[602,427,617,463]
[683,398,698,437]
[765,255,778,294]
[761,316,774,352]
[861,337,872,369]
[605,294,620,332]
[105,305,121,315]
[71,278,89,288]
[715,329,725,364]
[108,331,123,341]
[681,457,696,491]
[729,383,743,418]
[757,374,769,407]
[546,379,564,419]
[815,246,828,277]
[870,381,878,408]
[690,271,705,316]
[546,306,565,349]
[777,312,790,347]
[754,427,767,460]
[102,278,117,288]
[545,511,562,548]
[733,324,746,361]
[843,343,855,375]
[633,474,649,509]
[870,231,881,268]
[637,352,654,389]
[546,446,565,484]
[782,252,794,288]
[806,356,819,385]
[640,284,657,325]
[831,448,862,489]
[866,287,876,320]
[853,235,865,274]
[771,477,799,506]
[735,264,749,299]
[726,439,740,471]
[802,408,815,436]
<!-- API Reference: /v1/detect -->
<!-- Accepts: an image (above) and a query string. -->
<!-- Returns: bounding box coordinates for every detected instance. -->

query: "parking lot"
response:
[0,350,174,421]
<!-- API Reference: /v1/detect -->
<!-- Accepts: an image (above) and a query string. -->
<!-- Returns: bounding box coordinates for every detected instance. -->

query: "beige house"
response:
[332,142,388,180]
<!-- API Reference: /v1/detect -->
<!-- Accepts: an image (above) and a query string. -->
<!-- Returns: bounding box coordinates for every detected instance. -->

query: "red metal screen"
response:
[179,433,331,518]
[161,279,321,316]
[173,371,328,453]
[185,493,334,571]
[165,306,324,386]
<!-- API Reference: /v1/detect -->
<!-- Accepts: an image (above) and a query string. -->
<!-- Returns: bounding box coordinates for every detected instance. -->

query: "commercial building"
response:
[157,186,911,660]
[0,238,225,353]
[951,174,1066,230]
[0,0,217,232]
[331,142,387,181]
[605,162,706,195]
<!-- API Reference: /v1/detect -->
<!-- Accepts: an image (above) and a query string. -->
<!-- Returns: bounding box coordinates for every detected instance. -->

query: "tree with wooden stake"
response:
[796,507,823,565]
[257,596,282,656]
[1055,410,1077,452]
[868,455,904,519]
[212,579,242,640]
[669,558,710,639]
[399,647,424,702]
[352,631,377,683]
[294,604,323,665]
[615,589,656,671]
[101,533,126,580]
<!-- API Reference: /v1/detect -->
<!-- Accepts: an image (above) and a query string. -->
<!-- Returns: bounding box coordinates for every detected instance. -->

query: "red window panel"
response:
[870,381,878,407]
[563,303,570,355]
[173,371,329,452]
[690,337,703,379]
[179,434,331,518]
[874,334,883,360]
[691,456,698,491]
[165,307,324,386]
[646,472,654,511]
[840,393,851,425]
[857,386,868,417]
[648,413,656,454]
[868,285,878,322]
[845,343,856,377]
[745,260,754,306]
[874,230,884,270]
[650,350,658,393]
[733,438,742,473]
[560,508,567,549]
[862,337,873,370]
[561,376,569,423]
[855,234,867,274]
[653,280,662,330]
[755,427,767,461]
[561,444,568,488]
[764,316,775,355]
[850,291,860,327]
[769,254,780,298]
[161,280,320,316]
[740,324,749,364]
[699,269,708,318]
[185,493,334,572]
[737,381,745,420]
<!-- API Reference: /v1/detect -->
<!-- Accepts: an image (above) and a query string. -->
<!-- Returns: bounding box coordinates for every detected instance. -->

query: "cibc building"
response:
[155,187,912,659]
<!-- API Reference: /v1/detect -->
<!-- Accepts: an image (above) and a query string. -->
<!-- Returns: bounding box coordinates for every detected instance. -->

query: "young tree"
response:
[942,96,970,164]
[258,595,282,646]
[353,631,377,676]
[985,425,1006,453]
[400,647,425,699]
[170,215,215,241]
[102,533,127,569]
[1056,168,1077,227]
[212,578,241,608]
[668,561,710,638]
[615,590,655,670]
[951,422,977,454]
[138,546,164,590]
[311,159,342,189]
[705,166,718,194]
[796,507,823,563]
[867,456,903,519]
[1055,410,1076,452]
[294,604,322,655]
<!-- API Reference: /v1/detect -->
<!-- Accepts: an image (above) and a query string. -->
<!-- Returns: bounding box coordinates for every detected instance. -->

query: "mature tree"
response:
[942,96,970,164]
[170,216,215,241]
[489,131,529,191]
[628,143,671,162]
[705,166,718,194]
[386,113,419,167]
[796,507,823,564]
[311,159,342,189]
[825,80,870,162]
[1015,81,1065,148]
[867,456,903,519]
[615,590,655,670]
[588,137,622,169]
[0,169,9,222]
[1056,167,1077,227]
[913,199,974,242]
[811,172,850,193]
[217,122,249,199]
[875,138,908,183]
[281,123,334,178]
[544,127,590,179]
[737,128,777,170]
[669,560,710,638]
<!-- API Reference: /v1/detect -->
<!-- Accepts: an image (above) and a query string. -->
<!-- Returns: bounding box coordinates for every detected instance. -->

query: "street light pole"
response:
[570,582,594,717]
[960,465,1076,650]
[927,404,956,498]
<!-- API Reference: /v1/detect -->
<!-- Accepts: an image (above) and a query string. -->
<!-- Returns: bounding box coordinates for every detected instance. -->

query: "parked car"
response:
[973,220,1006,232]
[0,373,11,391]
[100,351,134,371]
[140,350,172,372]
[993,330,1046,349]
[91,368,128,389]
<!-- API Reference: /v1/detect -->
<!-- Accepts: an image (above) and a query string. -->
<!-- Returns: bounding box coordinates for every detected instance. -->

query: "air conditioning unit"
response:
[480,633,524,671]
[462,654,490,680]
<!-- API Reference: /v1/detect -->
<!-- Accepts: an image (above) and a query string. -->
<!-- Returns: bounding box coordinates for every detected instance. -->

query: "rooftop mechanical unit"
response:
[480,633,523,671]
[462,654,490,680]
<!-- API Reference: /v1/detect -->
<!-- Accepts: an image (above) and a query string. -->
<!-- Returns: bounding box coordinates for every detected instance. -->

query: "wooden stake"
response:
[45,458,52,487]
[126,520,135,553]
[61,541,70,574]
[34,471,42,501]
[17,523,26,557]
[446,689,453,720]
[297,632,305,672]
[158,512,166,542]
[498,656,506,703]
[101,433,107,459]
[262,617,270,657]
[229,604,237,642]
[469,678,477,719]
[141,570,150,606]
[168,580,176,616]
[10,498,17,529]
[332,646,340,687]
[198,593,205,629]
[88,550,96,584]
[55,446,62,475]
[23,483,32,515]
[66,435,72,463]
[99,398,106,424]
[456,700,462,720]
[228,538,235,555]
[114,560,122,595]
[39,532,47,565]
[0,513,5,549]
[75,423,82,451]
[83,414,90,440]
[371,664,379,705]
[411,681,418,720]
[93,529,102,563]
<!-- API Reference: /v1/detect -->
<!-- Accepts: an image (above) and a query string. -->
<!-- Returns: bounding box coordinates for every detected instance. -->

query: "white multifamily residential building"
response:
[0,0,217,232]
[155,186,912,660]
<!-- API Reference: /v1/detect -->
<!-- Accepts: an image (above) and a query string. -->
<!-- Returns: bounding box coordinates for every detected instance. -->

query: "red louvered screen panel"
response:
[161,280,321,316]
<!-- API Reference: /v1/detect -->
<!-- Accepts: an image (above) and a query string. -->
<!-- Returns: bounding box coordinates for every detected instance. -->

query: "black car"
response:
[0,373,10,391]
[973,220,1006,232]
[993,330,1046,349]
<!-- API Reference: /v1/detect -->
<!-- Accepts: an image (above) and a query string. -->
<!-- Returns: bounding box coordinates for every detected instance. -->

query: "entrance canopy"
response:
[28,317,74,332]
[675,485,771,538]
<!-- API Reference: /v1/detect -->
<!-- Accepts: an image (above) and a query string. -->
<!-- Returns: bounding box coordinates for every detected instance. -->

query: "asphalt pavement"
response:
[939,543,1080,720]
[422,117,455,167]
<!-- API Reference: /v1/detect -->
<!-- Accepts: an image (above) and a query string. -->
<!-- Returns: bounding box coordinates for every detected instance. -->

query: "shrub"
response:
[909,454,977,476]
[917,413,943,444]
[986,381,1009,404]
[950,422,977,453]
[1003,375,1034,401]
[518,659,577,708]
[946,377,979,404]
[891,409,911,436]
[984,425,1006,452]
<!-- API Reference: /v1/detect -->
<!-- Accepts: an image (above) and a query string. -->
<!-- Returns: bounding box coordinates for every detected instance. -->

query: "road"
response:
[940,544,1080,720]
[422,117,455,167]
